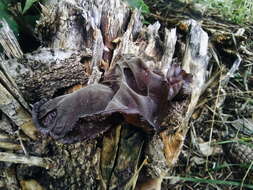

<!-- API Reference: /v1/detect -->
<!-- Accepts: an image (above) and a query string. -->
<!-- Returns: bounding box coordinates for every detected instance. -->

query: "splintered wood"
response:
[0,0,209,189]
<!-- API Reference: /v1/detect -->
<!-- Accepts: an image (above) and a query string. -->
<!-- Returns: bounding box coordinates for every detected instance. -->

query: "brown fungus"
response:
[32,55,191,143]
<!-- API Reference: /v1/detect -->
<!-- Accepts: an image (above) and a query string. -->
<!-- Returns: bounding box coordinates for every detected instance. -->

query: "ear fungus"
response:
[32,56,191,143]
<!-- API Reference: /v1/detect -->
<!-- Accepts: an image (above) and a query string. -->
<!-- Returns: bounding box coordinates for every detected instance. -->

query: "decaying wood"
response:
[147,1,253,67]
[0,19,23,59]
[1,48,92,103]
[20,179,45,190]
[0,0,213,189]
[2,167,19,190]
[0,152,52,169]
[0,82,37,140]
[0,133,22,151]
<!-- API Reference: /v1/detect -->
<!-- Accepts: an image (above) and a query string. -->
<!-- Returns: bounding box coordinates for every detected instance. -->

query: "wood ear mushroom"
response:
[32,56,192,143]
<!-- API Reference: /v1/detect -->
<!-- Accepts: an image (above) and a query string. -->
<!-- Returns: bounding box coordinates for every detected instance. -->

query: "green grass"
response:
[213,138,253,147]
[168,176,253,189]
[195,0,253,24]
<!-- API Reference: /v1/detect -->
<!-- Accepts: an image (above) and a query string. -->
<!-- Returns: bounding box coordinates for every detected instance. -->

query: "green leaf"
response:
[22,0,38,14]
[126,0,150,14]
[0,1,19,35]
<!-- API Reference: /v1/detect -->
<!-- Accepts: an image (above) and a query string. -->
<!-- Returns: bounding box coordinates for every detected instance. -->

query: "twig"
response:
[240,161,253,190]
[17,129,29,156]
[0,152,53,169]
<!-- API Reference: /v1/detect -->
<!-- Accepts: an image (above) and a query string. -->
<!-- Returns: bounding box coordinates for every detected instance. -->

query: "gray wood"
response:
[0,0,211,190]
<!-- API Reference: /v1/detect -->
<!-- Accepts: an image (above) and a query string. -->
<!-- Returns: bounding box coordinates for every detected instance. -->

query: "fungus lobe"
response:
[32,55,191,143]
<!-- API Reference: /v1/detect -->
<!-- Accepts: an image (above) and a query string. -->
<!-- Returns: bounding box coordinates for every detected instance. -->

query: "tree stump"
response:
[0,0,210,189]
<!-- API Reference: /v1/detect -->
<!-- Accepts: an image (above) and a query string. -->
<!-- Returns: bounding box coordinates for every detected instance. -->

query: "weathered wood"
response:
[0,113,15,135]
[2,167,19,190]
[0,82,37,140]
[0,0,211,190]
[0,133,22,151]
[1,48,91,103]
[0,19,23,59]
[0,70,30,112]
[0,152,52,169]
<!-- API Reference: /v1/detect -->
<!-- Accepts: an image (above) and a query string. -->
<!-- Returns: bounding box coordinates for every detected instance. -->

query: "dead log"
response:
[0,0,210,189]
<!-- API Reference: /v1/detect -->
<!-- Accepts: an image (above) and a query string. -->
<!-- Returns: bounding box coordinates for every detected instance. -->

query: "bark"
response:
[0,0,211,189]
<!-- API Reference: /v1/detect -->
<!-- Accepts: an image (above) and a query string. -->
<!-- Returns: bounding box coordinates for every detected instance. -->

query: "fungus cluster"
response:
[32,55,191,143]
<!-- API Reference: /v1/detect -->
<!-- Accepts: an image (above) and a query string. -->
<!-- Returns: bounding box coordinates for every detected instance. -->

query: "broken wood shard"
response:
[0,82,37,140]
[0,19,23,59]
[0,152,53,169]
